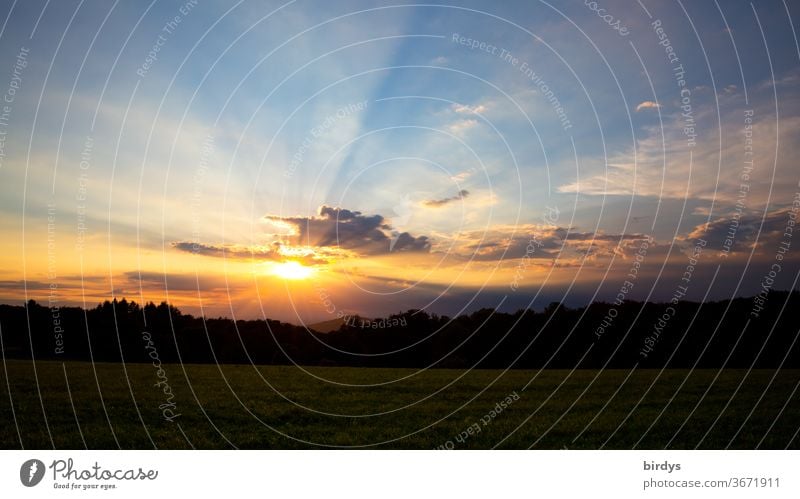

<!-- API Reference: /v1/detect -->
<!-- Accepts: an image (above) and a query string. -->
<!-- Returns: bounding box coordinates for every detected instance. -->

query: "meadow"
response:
[1,360,797,449]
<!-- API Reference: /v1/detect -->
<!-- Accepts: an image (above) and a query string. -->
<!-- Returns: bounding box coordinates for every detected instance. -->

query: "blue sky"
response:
[1,0,799,321]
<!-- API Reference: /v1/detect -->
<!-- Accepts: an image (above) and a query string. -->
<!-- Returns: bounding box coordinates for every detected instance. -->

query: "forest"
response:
[1,291,798,369]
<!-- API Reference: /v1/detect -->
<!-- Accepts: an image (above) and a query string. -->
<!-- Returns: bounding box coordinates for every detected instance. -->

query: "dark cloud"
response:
[423,189,469,207]
[389,231,432,252]
[686,206,797,255]
[0,280,52,291]
[0,276,110,292]
[265,205,431,255]
[171,204,431,261]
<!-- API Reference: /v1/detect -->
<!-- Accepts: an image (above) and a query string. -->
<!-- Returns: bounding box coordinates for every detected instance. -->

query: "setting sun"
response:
[270,261,315,280]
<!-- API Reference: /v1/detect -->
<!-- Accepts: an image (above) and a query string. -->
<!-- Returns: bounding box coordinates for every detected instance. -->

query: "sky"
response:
[0,0,798,323]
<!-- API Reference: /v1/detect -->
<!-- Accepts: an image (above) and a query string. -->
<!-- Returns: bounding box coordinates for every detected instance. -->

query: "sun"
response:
[270,260,315,280]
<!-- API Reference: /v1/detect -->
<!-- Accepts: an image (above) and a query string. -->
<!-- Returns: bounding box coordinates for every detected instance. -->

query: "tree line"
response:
[0,291,798,368]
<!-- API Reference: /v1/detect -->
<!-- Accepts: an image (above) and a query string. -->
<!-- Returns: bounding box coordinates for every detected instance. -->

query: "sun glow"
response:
[270,260,315,280]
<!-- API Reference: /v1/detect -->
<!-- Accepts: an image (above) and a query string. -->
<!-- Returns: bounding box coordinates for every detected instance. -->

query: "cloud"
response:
[447,119,478,135]
[170,241,330,266]
[757,71,800,90]
[450,169,476,182]
[423,190,470,208]
[0,280,52,291]
[445,224,653,264]
[557,114,800,201]
[264,205,431,255]
[172,206,433,262]
[172,204,798,279]
[0,275,110,294]
[124,271,239,292]
[452,103,488,114]
[172,242,269,258]
[559,75,800,206]
[635,101,661,112]
[684,205,799,256]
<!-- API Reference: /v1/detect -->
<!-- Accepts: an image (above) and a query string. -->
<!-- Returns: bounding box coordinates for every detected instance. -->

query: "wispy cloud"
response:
[559,81,800,206]
[170,241,331,266]
[447,118,478,136]
[635,101,661,112]
[423,189,470,207]
[450,169,476,182]
[452,103,488,114]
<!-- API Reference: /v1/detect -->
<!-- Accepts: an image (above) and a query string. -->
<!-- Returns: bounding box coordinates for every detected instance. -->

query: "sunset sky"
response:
[1,0,798,322]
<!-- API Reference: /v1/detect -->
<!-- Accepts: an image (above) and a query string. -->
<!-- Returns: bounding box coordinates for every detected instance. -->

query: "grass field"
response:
[1,360,798,449]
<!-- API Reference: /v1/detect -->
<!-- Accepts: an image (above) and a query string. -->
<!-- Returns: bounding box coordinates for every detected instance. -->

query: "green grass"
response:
[1,360,797,449]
